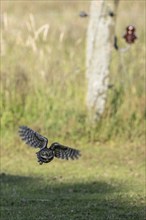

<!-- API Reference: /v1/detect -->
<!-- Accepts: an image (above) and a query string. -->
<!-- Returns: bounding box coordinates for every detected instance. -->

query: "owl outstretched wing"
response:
[50,142,81,160]
[19,126,48,149]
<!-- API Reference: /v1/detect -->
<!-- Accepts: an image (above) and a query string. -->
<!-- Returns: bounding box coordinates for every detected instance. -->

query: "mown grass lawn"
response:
[1,141,145,220]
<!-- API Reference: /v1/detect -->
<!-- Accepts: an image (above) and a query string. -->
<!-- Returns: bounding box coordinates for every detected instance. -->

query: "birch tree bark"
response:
[86,0,119,121]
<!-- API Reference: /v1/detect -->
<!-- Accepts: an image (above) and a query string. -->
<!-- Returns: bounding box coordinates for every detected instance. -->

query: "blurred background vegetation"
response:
[1,1,145,146]
[0,2,145,220]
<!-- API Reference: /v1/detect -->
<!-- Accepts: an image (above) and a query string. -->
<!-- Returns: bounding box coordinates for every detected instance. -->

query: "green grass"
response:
[1,142,145,220]
[1,1,145,142]
[0,1,145,220]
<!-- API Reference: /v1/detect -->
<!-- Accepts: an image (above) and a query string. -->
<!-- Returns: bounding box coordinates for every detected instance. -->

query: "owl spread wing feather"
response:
[50,143,81,160]
[19,126,48,149]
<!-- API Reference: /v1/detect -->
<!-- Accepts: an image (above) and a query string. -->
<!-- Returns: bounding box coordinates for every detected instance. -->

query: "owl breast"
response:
[36,148,54,164]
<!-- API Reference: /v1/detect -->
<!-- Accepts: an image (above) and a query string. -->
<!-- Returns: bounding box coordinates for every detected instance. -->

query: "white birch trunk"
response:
[86,0,119,121]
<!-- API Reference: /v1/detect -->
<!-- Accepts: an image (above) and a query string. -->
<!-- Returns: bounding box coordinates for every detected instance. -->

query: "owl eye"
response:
[42,152,46,155]
[40,152,48,159]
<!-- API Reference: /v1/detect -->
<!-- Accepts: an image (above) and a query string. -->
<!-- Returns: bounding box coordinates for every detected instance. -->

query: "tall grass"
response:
[1,1,145,146]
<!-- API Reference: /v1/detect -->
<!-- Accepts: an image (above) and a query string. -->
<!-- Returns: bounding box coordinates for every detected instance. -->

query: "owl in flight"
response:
[19,126,81,165]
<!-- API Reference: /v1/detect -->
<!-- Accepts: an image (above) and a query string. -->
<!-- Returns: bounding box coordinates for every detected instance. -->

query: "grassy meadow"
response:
[1,1,145,220]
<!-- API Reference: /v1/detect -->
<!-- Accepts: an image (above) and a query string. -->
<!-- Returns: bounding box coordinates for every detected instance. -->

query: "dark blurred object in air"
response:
[123,25,137,44]
[79,11,89,17]
[108,84,114,89]
[108,11,115,17]
[114,36,119,50]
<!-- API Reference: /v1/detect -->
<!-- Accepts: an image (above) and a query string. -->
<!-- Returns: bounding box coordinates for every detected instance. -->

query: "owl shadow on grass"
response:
[0,173,145,220]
